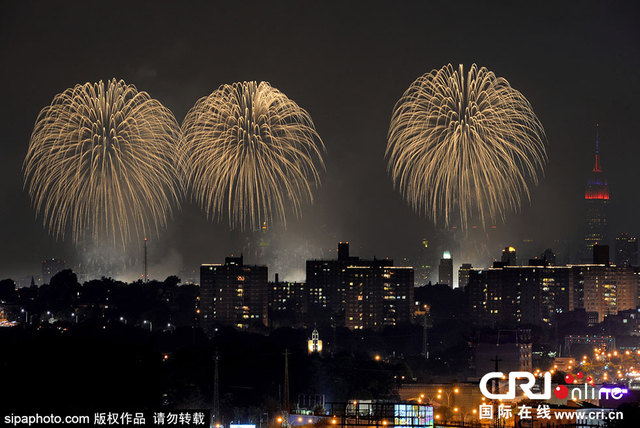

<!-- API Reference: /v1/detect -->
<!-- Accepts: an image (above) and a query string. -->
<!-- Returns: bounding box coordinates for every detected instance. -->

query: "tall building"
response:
[571,264,637,323]
[306,241,359,313]
[438,251,453,287]
[306,242,414,330]
[344,263,414,330]
[269,273,307,313]
[458,263,473,289]
[615,233,638,267]
[469,246,638,327]
[501,247,517,266]
[467,264,574,327]
[41,258,65,284]
[584,125,609,257]
[200,255,268,334]
[416,238,433,284]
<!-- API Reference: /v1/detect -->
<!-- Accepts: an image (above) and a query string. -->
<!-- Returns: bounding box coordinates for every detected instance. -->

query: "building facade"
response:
[467,264,573,327]
[307,242,414,330]
[438,252,453,287]
[200,256,268,334]
[572,264,637,323]
[458,263,472,289]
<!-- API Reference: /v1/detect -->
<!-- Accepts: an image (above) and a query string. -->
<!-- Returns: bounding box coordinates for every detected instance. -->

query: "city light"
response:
[2,3,638,425]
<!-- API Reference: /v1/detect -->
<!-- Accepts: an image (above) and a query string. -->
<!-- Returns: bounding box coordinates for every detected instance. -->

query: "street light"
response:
[143,320,153,331]
[439,386,460,406]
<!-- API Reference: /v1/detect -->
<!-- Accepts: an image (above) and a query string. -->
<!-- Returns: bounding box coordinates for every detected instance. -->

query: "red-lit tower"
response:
[584,124,609,257]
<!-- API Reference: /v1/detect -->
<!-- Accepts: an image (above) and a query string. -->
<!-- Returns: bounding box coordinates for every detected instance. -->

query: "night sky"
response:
[1,1,639,282]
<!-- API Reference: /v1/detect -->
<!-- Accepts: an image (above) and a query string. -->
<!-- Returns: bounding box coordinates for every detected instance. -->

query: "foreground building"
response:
[467,264,573,327]
[571,263,637,323]
[468,244,638,327]
[200,256,268,334]
[306,242,414,330]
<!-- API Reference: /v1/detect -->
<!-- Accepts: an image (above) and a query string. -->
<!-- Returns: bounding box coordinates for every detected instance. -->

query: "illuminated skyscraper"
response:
[438,251,453,287]
[584,125,609,258]
[458,263,473,289]
[501,246,517,266]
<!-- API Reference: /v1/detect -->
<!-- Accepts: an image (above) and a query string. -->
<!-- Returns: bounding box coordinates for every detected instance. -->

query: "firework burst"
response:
[181,81,325,230]
[386,64,547,228]
[24,79,182,247]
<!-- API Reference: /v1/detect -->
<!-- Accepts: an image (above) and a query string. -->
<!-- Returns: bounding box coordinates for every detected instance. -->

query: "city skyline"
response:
[4,3,640,427]
[1,1,640,283]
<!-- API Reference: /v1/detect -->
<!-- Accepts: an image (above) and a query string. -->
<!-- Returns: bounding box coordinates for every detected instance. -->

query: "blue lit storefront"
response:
[288,401,433,428]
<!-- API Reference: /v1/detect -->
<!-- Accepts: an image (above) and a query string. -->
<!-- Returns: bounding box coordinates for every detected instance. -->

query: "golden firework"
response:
[24,79,182,247]
[181,81,325,230]
[386,64,547,229]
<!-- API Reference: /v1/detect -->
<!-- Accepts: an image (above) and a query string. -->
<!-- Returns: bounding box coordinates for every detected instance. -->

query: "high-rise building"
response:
[306,242,414,330]
[571,264,637,323]
[438,251,453,287]
[467,264,574,327]
[200,255,268,334]
[501,247,517,266]
[269,273,307,313]
[584,125,609,257]
[344,263,414,330]
[416,238,432,284]
[41,258,65,284]
[615,233,638,267]
[306,241,359,313]
[469,245,638,327]
[458,263,473,289]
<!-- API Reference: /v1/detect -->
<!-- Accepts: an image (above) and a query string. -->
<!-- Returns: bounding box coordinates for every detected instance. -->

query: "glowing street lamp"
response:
[439,386,460,406]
